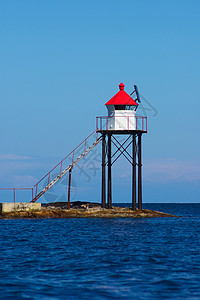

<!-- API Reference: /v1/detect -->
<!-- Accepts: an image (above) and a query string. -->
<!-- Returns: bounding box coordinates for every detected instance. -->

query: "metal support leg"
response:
[107,134,112,209]
[102,134,106,208]
[132,134,136,210]
[68,168,72,209]
[138,134,142,209]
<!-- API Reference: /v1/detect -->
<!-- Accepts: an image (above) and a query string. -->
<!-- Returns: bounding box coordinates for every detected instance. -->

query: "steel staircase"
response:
[31,133,102,203]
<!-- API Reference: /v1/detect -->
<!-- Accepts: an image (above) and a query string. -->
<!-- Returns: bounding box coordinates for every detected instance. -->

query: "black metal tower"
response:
[99,130,146,209]
[97,83,147,210]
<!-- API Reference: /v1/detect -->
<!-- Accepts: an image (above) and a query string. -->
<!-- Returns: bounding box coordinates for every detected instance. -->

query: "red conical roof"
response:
[105,83,138,106]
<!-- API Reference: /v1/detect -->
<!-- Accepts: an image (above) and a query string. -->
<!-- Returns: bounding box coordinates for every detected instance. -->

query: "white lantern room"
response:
[105,82,138,131]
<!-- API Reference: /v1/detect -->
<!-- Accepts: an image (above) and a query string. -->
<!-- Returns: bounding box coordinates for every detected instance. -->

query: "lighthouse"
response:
[96,83,147,209]
[0,82,147,206]
[105,82,138,131]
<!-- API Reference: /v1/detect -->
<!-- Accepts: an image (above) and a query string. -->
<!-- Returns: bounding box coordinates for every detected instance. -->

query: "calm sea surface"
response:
[0,203,200,300]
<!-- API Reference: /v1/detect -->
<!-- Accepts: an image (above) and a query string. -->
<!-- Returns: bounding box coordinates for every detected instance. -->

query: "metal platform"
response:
[97,130,147,135]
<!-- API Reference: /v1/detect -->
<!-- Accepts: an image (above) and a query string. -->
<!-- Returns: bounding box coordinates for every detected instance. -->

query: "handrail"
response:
[30,130,101,202]
[34,129,98,187]
[96,116,147,132]
[31,134,102,203]
[0,188,34,203]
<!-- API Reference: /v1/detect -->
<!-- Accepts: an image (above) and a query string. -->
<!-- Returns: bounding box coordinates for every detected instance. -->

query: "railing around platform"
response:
[96,116,147,132]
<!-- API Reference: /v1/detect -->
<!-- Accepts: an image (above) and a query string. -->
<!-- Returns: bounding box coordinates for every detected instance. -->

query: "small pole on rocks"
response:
[68,168,72,209]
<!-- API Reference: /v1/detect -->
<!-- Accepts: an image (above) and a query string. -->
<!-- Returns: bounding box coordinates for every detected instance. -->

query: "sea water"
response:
[0,203,200,299]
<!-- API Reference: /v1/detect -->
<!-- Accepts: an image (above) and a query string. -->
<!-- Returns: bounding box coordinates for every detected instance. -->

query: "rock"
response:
[0,201,179,219]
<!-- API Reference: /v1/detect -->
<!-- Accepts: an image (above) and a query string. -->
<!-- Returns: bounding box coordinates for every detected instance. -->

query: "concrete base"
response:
[0,202,41,214]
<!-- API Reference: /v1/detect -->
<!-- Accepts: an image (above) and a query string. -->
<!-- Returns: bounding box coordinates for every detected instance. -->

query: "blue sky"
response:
[0,0,200,203]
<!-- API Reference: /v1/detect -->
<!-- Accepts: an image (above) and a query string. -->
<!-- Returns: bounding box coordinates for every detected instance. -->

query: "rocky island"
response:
[0,201,178,219]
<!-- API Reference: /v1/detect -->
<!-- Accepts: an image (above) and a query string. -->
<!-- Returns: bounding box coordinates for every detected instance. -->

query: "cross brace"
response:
[101,132,143,210]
